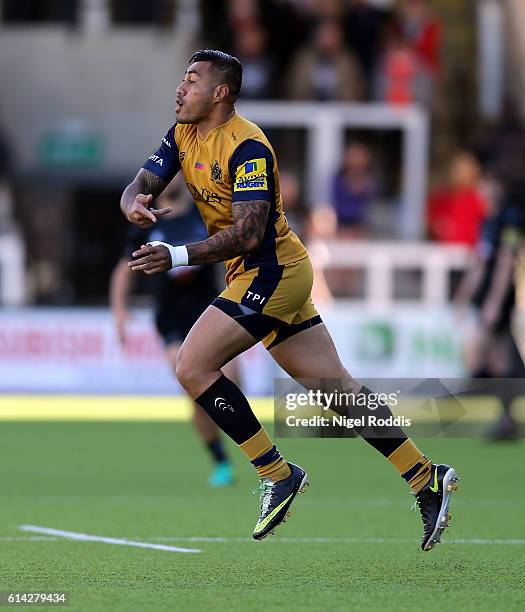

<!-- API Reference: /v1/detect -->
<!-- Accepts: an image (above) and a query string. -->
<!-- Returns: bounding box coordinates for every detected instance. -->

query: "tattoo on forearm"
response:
[137,168,168,199]
[121,168,168,217]
[187,200,270,265]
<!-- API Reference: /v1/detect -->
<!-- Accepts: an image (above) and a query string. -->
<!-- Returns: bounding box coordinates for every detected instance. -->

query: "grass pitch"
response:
[1,405,524,611]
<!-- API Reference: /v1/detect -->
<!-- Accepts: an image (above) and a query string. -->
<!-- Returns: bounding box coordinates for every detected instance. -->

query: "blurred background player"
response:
[454,172,525,440]
[110,177,235,485]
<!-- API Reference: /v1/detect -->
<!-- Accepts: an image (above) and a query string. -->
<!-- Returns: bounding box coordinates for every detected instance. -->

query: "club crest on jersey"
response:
[179,151,186,161]
[210,160,223,183]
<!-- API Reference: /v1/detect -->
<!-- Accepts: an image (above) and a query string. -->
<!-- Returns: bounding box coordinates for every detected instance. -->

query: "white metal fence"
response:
[320,240,472,306]
[0,238,471,307]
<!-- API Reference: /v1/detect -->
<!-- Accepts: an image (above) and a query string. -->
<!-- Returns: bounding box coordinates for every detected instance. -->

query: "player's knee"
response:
[175,347,209,393]
[175,350,196,390]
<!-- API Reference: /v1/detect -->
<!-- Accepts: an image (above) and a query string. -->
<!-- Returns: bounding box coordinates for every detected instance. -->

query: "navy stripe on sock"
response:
[401,460,430,482]
[250,445,280,468]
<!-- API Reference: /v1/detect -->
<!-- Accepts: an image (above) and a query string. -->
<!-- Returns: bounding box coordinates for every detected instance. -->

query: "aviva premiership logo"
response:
[210,160,223,183]
[234,157,268,192]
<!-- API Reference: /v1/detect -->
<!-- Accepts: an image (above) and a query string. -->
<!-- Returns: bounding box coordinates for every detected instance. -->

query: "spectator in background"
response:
[374,19,430,106]
[427,152,488,248]
[332,142,375,238]
[233,20,277,99]
[287,18,363,101]
[245,0,310,82]
[377,0,442,109]
[200,0,308,97]
[228,0,258,25]
[345,0,391,96]
[399,0,442,78]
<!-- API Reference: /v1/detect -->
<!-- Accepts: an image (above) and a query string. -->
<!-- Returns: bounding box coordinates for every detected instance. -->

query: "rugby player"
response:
[455,182,525,440]
[120,49,459,549]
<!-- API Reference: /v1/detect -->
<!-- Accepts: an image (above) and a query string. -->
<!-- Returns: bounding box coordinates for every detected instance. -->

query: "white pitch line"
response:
[450,538,525,545]
[13,529,525,548]
[148,536,525,545]
[0,536,59,541]
[19,525,200,554]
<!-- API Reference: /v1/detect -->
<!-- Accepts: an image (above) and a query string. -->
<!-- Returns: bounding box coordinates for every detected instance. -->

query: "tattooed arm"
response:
[120,168,171,228]
[187,200,269,264]
[128,200,270,274]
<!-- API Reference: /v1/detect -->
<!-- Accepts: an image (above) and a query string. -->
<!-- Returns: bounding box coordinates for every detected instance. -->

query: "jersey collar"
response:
[197,111,237,143]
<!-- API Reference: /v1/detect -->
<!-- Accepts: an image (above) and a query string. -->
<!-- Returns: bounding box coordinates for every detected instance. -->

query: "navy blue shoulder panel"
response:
[229,139,274,203]
[141,124,181,183]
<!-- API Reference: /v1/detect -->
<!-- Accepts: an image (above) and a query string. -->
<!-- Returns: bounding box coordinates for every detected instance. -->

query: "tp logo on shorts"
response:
[246,291,266,305]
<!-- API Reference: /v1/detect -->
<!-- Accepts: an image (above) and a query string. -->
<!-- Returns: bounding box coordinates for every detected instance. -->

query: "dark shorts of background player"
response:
[211,256,323,350]
[154,294,215,347]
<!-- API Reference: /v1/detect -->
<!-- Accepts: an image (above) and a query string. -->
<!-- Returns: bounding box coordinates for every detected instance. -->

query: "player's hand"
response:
[127,194,172,228]
[128,244,171,275]
[113,309,133,345]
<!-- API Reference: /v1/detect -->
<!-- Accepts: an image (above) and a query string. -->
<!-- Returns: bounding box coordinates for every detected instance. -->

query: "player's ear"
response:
[214,83,230,103]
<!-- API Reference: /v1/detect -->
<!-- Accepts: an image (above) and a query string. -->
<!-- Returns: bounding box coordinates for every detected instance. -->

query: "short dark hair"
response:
[189,49,243,101]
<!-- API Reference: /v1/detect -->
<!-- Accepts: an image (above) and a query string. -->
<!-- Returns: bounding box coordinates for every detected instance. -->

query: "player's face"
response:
[175,62,216,124]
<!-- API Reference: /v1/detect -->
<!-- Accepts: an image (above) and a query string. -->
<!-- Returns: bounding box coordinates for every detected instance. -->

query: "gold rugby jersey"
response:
[142,112,307,283]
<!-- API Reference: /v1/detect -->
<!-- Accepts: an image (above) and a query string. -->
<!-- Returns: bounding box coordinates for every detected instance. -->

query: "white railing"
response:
[0,236,472,308]
[321,240,472,306]
[0,233,26,306]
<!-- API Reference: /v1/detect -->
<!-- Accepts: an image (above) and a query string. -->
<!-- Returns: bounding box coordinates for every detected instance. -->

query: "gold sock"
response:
[239,428,291,482]
[388,439,432,493]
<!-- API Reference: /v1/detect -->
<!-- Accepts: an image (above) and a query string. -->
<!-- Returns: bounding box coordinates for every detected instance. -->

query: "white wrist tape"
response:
[147,241,188,268]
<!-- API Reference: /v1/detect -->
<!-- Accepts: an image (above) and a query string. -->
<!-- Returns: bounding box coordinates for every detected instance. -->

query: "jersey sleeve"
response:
[141,124,181,183]
[228,139,274,203]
